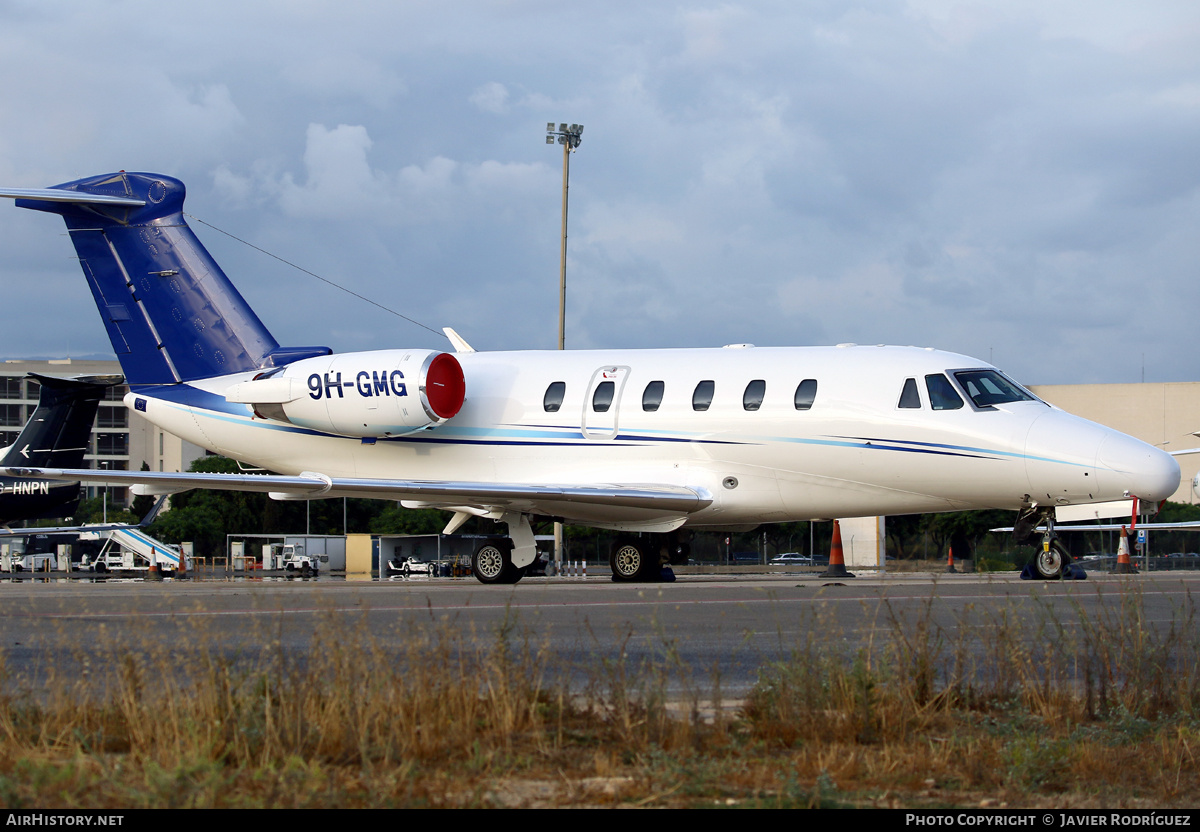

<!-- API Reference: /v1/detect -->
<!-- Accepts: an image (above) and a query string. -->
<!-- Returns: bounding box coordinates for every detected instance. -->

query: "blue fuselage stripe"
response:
[133,387,1081,467]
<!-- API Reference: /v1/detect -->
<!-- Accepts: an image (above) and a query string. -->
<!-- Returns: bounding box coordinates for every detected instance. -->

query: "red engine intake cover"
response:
[424,352,465,419]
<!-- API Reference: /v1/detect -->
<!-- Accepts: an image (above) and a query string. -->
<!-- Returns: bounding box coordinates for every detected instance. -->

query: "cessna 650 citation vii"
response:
[0,172,1180,582]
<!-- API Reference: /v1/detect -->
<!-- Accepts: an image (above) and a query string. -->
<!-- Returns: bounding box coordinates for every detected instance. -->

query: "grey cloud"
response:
[0,1,1199,386]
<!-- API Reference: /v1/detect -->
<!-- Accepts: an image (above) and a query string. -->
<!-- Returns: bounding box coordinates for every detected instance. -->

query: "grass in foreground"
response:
[1,589,1199,808]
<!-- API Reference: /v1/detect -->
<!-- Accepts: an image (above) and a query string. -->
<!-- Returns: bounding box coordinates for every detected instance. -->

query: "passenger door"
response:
[582,366,630,440]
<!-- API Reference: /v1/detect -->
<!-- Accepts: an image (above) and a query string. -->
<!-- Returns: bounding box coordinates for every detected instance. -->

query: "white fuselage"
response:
[127,343,1180,528]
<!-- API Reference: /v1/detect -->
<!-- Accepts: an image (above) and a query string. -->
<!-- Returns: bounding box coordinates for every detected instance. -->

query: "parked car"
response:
[397,556,436,576]
[770,553,814,565]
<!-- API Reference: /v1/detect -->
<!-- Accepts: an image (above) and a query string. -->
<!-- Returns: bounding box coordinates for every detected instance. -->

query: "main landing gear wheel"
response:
[609,539,659,582]
[472,541,525,585]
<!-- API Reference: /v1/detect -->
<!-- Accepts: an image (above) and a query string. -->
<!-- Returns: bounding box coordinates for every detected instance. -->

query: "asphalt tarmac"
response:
[1,570,1196,695]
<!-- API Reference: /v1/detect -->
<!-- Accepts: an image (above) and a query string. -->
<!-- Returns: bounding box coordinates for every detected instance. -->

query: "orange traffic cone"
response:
[946,545,958,573]
[1113,526,1138,574]
[820,520,856,578]
[176,548,187,579]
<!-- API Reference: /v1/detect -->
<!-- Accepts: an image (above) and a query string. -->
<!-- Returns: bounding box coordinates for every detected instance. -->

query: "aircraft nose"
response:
[1097,430,1180,503]
[1024,410,1099,503]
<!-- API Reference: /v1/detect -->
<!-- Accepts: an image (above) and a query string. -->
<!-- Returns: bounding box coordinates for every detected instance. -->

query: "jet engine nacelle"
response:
[226,349,465,438]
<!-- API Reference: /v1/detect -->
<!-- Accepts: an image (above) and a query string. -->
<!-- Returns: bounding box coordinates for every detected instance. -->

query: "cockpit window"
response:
[925,374,964,411]
[743,379,766,411]
[953,370,1036,408]
[898,378,921,409]
[543,381,566,412]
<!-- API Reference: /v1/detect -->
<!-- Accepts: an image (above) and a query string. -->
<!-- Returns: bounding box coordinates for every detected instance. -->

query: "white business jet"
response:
[0,172,1180,582]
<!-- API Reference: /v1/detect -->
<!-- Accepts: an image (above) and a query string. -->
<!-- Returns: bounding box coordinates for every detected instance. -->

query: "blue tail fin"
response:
[11,172,329,385]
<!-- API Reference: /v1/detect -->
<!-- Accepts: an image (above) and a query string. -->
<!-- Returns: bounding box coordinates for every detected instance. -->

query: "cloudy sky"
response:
[1,0,1198,385]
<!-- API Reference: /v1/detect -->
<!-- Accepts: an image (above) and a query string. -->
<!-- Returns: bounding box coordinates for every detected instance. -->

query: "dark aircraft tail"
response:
[1,374,119,468]
[5,172,330,386]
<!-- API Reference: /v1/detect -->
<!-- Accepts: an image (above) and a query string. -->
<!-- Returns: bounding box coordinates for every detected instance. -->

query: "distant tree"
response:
[68,495,137,526]
[885,509,1016,561]
[144,456,490,555]
[885,515,923,560]
[369,503,453,535]
[146,456,267,556]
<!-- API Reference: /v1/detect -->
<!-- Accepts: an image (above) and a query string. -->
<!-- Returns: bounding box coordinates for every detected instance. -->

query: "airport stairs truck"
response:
[80,527,189,574]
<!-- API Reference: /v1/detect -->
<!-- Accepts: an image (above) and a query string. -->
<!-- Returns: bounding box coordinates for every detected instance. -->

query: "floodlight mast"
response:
[544,122,583,351]
[544,121,583,573]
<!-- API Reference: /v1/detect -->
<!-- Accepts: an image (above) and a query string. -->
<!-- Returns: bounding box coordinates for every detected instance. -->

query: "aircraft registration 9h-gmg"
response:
[0,172,1181,582]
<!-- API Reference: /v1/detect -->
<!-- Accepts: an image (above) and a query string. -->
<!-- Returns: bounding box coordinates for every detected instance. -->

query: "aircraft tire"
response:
[1033,544,1066,580]
[610,539,657,582]
[473,541,524,585]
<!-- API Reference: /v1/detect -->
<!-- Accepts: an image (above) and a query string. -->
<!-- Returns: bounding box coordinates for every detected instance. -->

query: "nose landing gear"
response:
[1014,505,1073,580]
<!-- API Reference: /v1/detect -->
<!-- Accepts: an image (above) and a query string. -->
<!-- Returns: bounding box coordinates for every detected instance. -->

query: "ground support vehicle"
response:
[267,543,324,575]
[79,528,188,575]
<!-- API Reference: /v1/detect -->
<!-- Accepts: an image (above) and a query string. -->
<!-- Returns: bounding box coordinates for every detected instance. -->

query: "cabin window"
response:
[543,381,566,413]
[953,370,1036,408]
[898,378,921,409]
[97,406,127,428]
[642,380,665,412]
[794,379,817,410]
[692,380,715,411]
[592,381,615,413]
[743,379,766,411]
[925,374,964,411]
[96,433,129,455]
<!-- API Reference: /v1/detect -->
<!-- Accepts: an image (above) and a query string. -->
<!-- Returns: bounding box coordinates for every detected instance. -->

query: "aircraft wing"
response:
[1040,521,1200,532]
[0,495,164,538]
[992,521,1200,533]
[0,521,142,537]
[0,466,713,515]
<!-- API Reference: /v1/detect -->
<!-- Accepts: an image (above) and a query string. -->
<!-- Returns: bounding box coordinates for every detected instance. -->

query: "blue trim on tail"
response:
[15,172,325,385]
